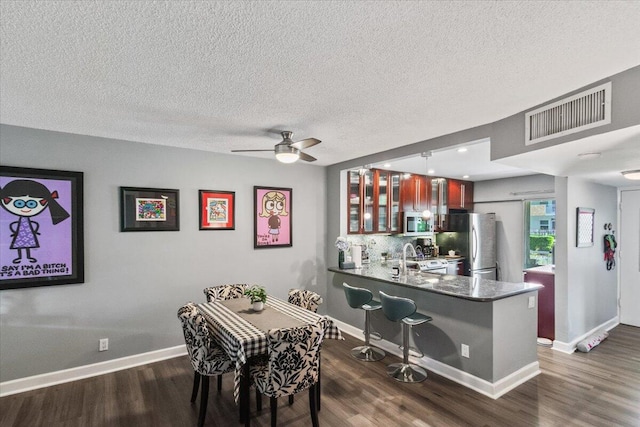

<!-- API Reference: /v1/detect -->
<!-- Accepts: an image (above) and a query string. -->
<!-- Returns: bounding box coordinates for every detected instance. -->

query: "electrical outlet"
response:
[528,296,536,309]
[99,338,109,352]
[461,343,469,358]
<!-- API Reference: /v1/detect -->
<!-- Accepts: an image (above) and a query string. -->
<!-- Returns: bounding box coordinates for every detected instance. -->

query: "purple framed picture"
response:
[0,166,84,290]
[254,186,292,249]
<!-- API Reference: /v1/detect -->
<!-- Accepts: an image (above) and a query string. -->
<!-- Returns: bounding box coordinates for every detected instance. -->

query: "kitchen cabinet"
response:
[401,174,430,213]
[348,169,400,234]
[448,179,474,211]
[377,170,401,233]
[430,177,474,230]
[523,266,555,340]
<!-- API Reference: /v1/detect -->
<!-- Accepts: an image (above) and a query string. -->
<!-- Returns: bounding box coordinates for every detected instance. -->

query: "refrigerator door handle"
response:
[472,226,478,262]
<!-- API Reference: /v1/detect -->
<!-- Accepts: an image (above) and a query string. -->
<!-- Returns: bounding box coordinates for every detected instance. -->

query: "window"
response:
[524,199,555,268]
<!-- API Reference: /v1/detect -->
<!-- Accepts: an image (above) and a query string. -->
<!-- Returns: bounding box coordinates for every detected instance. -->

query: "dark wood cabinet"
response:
[348,169,401,234]
[524,268,555,340]
[400,174,430,213]
[448,179,474,211]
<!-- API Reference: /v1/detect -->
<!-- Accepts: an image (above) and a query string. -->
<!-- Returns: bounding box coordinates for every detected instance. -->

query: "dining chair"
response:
[177,302,235,427]
[378,291,432,383]
[287,288,323,313]
[203,283,248,302]
[286,288,324,407]
[250,318,326,427]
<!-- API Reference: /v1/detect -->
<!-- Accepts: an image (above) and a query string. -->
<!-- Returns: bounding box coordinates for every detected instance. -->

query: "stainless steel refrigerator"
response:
[436,213,497,280]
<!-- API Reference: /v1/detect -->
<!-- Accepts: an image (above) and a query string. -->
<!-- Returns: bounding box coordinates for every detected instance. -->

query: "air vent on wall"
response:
[525,82,611,145]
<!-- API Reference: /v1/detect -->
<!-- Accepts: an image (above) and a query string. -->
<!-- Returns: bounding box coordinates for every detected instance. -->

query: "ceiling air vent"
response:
[525,82,611,145]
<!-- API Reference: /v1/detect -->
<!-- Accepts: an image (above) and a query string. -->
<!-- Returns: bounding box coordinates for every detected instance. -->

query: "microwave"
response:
[402,212,433,236]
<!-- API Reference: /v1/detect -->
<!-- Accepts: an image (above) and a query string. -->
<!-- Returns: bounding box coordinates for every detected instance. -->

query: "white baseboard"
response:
[329,317,539,400]
[551,316,619,354]
[0,345,187,397]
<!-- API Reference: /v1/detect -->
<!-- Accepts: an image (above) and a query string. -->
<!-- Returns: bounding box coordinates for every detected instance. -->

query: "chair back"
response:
[259,318,326,398]
[177,302,232,375]
[379,291,417,322]
[343,282,373,309]
[203,284,248,302]
[288,289,323,313]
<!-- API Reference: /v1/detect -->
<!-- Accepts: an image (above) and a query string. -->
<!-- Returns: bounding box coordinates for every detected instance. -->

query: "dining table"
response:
[197,295,343,425]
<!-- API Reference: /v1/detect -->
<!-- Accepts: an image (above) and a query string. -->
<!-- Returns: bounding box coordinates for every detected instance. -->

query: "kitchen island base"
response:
[328,267,542,399]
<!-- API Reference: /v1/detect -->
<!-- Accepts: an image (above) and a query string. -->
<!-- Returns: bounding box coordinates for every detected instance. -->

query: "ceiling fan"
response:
[231,131,321,163]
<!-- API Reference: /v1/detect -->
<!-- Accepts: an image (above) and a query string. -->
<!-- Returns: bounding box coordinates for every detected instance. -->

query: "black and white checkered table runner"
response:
[197,296,342,402]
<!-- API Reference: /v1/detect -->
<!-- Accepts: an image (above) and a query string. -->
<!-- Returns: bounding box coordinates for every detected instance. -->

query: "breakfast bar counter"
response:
[327,263,543,399]
[328,263,542,302]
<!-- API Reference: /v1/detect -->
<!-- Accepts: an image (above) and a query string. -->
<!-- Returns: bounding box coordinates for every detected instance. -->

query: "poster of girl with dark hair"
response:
[0,166,84,290]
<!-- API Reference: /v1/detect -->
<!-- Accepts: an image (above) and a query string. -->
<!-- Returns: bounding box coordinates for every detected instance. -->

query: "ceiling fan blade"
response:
[298,151,317,162]
[231,149,275,153]
[290,138,321,150]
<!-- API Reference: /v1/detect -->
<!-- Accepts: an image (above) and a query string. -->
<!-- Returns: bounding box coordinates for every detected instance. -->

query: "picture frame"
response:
[120,187,179,232]
[199,190,235,230]
[254,186,292,249]
[576,207,595,247]
[0,166,84,290]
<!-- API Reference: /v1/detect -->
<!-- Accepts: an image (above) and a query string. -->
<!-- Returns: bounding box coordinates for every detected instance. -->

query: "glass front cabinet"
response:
[348,169,401,234]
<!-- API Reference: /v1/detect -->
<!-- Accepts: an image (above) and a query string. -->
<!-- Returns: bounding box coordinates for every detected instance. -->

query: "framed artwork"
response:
[0,166,84,290]
[199,190,235,230]
[254,186,292,249]
[120,187,179,232]
[576,207,595,247]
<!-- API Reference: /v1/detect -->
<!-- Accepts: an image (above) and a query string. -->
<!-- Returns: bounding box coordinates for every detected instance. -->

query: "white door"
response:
[620,189,640,327]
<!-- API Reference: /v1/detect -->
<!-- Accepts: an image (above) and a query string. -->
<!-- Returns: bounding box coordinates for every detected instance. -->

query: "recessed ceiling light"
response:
[622,170,640,180]
[457,147,468,153]
[577,152,601,160]
[427,169,435,174]
[383,163,391,168]
[463,175,470,179]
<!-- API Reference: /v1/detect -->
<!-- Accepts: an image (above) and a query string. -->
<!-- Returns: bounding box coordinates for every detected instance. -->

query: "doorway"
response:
[620,189,640,327]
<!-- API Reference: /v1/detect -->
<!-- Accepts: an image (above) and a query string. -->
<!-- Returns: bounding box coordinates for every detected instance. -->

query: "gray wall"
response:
[490,65,640,161]
[0,124,327,382]
[555,177,618,343]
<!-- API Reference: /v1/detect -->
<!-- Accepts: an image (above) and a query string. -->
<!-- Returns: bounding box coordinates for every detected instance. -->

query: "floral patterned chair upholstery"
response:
[287,289,323,313]
[203,284,249,302]
[177,302,234,427]
[250,318,327,427]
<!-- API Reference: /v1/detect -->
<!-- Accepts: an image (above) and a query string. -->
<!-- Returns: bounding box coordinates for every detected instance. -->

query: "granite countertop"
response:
[523,265,555,275]
[329,263,543,302]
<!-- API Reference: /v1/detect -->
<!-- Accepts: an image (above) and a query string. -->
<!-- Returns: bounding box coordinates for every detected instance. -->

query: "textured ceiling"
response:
[1,1,640,174]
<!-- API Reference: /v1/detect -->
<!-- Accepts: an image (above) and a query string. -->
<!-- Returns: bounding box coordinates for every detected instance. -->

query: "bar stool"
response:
[343,283,385,362]
[379,291,432,383]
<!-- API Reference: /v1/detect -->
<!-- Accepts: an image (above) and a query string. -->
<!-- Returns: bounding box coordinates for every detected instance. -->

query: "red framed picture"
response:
[199,190,235,230]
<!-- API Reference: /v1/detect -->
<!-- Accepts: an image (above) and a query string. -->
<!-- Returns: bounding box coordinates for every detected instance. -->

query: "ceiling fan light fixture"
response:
[275,145,300,163]
[621,169,640,180]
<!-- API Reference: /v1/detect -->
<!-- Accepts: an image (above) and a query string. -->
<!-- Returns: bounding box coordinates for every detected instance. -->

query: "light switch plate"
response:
[528,296,536,309]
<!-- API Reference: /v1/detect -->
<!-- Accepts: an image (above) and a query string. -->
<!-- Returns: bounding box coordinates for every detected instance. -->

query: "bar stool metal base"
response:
[386,362,428,383]
[351,345,386,362]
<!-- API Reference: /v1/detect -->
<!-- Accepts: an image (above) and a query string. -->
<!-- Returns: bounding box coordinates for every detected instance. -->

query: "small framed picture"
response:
[120,187,179,232]
[199,190,235,230]
[254,186,292,249]
[576,207,595,247]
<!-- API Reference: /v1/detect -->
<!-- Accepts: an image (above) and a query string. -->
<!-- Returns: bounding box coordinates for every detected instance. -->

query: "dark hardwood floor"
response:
[2,324,639,427]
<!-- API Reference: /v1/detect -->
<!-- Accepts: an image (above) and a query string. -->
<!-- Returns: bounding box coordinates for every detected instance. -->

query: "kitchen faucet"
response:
[402,242,418,274]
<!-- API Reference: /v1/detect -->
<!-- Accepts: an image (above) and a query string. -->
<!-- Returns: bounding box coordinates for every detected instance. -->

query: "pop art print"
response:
[0,166,84,290]
[253,186,292,248]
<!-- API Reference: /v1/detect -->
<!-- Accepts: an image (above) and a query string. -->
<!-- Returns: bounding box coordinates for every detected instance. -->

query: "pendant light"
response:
[421,152,432,219]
